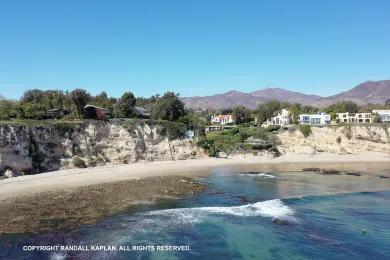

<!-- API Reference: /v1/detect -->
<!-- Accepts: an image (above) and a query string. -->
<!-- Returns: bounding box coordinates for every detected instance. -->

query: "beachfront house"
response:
[262,109,292,127]
[46,108,69,119]
[298,112,331,125]
[372,110,390,123]
[211,114,235,125]
[336,112,372,123]
[134,106,151,119]
[83,105,110,120]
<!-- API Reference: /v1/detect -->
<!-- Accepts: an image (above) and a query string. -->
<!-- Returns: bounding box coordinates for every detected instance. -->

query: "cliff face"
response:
[277,125,390,155]
[0,122,205,176]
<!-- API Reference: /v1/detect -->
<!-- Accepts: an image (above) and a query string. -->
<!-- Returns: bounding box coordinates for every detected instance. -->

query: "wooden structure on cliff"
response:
[83,105,110,120]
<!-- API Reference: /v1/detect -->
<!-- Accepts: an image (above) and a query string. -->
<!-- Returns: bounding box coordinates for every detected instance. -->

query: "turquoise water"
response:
[1,169,389,259]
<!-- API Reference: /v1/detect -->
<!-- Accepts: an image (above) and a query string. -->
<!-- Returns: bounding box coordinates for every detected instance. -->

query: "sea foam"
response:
[240,172,277,178]
[257,173,276,178]
[142,199,295,225]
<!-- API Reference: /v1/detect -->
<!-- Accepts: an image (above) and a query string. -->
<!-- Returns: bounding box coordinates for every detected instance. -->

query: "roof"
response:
[84,104,110,112]
[213,114,233,120]
[299,112,330,116]
[134,106,151,117]
[47,108,63,112]
[373,110,390,113]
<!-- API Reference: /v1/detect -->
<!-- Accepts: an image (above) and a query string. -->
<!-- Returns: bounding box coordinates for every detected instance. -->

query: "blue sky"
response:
[1,0,389,99]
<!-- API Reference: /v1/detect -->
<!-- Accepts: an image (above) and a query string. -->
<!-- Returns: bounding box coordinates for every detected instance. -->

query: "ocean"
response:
[1,168,389,259]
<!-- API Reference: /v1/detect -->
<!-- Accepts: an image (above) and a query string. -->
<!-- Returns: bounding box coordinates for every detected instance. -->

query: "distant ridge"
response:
[181,80,390,109]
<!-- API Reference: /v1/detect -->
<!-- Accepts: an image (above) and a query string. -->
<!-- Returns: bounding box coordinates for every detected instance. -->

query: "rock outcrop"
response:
[277,125,390,155]
[0,121,205,177]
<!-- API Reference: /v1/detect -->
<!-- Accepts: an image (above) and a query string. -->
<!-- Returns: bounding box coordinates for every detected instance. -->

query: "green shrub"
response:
[266,125,281,132]
[197,126,280,156]
[73,156,87,168]
[299,125,312,137]
[157,121,187,140]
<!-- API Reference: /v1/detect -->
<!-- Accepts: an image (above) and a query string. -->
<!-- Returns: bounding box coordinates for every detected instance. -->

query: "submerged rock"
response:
[272,217,290,225]
[343,172,361,177]
[320,169,341,175]
[302,167,321,172]
[236,195,251,203]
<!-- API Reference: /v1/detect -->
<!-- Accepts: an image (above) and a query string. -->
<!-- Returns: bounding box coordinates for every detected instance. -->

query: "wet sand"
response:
[1,153,389,201]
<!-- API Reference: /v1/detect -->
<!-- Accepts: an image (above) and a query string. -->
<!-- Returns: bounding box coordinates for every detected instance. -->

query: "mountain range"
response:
[181,80,390,109]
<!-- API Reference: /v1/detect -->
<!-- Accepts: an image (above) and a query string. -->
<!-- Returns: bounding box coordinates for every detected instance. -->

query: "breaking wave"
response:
[257,173,276,178]
[240,172,277,179]
[141,199,295,225]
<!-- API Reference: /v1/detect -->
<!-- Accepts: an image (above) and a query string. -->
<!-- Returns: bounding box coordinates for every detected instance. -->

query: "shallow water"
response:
[1,169,389,259]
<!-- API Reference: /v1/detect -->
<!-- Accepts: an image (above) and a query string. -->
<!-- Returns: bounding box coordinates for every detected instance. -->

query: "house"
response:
[46,108,69,119]
[134,106,151,119]
[372,110,390,123]
[298,112,331,125]
[336,112,372,123]
[83,105,110,120]
[211,114,235,125]
[262,109,292,127]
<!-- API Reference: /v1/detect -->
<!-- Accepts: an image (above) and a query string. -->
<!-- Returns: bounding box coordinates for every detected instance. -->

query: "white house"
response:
[336,112,372,123]
[262,109,292,127]
[211,114,235,125]
[372,110,390,123]
[298,112,331,125]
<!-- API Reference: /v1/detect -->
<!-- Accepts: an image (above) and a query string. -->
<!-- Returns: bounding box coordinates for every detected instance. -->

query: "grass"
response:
[0,119,83,127]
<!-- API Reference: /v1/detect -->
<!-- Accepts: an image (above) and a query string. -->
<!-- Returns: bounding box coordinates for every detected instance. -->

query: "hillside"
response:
[182,80,390,109]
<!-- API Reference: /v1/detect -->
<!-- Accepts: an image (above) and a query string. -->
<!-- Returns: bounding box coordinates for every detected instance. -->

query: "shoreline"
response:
[1,152,390,201]
[1,152,389,234]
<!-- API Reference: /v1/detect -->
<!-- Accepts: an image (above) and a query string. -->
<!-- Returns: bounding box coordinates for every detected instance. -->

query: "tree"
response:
[21,89,45,103]
[256,99,281,123]
[372,112,381,123]
[151,92,185,121]
[0,99,23,119]
[232,105,251,124]
[71,89,90,115]
[385,99,390,106]
[325,101,359,114]
[114,92,136,118]
[21,102,46,119]
[287,103,302,124]
[43,90,65,109]
[220,108,233,115]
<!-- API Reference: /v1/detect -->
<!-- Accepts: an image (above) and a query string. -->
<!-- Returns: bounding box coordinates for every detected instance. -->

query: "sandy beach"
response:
[1,152,389,201]
[1,152,389,234]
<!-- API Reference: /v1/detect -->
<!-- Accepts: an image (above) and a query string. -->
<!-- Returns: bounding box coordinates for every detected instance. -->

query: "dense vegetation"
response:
[1,89,389,158]
[197,126,281,156]
[0,89,188,122]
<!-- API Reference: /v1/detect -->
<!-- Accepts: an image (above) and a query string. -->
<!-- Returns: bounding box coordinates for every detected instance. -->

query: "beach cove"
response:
[0,153,389,235]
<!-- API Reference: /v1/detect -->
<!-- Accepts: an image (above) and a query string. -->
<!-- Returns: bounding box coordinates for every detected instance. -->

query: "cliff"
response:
[0,121,205,177]
[1,121,389,178]
[277,124,390,155]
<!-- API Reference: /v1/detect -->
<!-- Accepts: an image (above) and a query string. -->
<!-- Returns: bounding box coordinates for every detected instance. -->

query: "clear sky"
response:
[1,0,389,99]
